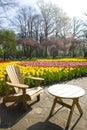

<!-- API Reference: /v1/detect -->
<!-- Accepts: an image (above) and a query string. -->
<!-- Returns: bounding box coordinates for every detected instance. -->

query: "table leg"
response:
[65,98,83,130]
[65,99,76,130]
[49,97,57,116]
[76,98,83,115]
[49,97,83,130]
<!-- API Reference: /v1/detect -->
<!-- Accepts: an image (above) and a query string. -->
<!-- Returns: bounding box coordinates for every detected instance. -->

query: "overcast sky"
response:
[2,0,87,28]
[17,0,87,18]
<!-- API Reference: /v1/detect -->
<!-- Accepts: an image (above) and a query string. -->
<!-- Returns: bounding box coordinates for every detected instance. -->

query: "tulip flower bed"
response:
[18,60,87,85]
[0,58,87,93]
[19,61,87,67]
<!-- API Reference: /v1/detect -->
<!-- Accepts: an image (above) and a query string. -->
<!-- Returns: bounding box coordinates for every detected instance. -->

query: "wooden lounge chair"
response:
[3,65,44,109]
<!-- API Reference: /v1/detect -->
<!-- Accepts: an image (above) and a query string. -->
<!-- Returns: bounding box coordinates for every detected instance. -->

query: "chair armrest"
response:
[24,76,44,87]
[24,76,44,81]
[6,82,29,89]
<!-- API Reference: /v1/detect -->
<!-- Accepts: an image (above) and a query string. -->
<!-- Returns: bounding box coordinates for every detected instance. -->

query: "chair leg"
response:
[37,95,40,101]
[22,89,27,110]
[22,100,27,110]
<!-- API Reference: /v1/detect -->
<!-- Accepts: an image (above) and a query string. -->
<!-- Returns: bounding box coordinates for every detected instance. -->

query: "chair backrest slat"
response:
[6,65,23,93]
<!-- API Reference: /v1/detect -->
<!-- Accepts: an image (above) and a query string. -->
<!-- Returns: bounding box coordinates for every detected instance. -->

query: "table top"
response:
[48,84,85,99]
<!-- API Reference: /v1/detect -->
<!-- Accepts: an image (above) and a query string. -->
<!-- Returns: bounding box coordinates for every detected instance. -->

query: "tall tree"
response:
[71,17,84,38]
[82,13,87,41]
[37,1,70,38]
[0,29,16,60]
[11,6,42,40]
[53,7,70,38]
[37,1,56,38]
[17,38,38,59]
[0,0,17,28]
